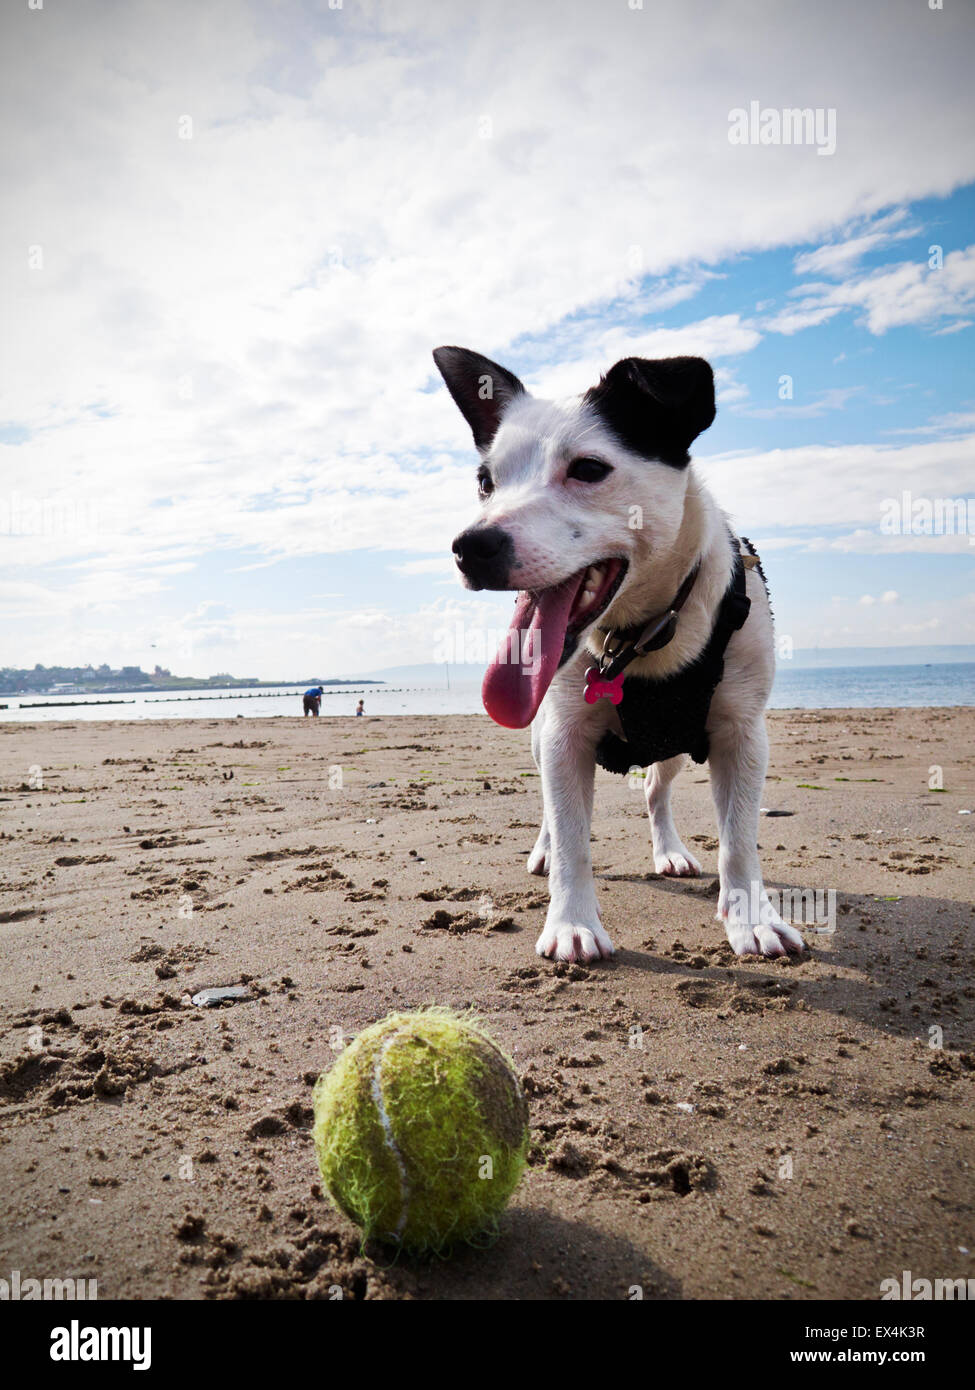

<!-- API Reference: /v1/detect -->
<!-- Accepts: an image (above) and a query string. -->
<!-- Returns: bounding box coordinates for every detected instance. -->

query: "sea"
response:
[0,663,972,723]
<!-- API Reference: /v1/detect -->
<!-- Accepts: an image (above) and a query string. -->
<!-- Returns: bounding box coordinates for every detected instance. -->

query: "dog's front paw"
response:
[718,893,805,958]
[653,846,701,877]
[535,917,615,963]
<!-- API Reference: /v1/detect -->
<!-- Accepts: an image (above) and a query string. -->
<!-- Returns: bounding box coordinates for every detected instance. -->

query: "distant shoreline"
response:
[0,678,387,698]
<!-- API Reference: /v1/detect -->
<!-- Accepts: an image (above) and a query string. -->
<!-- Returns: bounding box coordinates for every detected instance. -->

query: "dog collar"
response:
[594,542,755,769]
[583,561,701,702]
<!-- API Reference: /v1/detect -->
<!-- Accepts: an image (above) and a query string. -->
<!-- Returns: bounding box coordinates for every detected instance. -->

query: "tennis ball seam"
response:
[371,1026,411,1240]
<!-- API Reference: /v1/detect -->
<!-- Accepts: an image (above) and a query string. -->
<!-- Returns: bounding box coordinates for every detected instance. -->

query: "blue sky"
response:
[1,0,974,678]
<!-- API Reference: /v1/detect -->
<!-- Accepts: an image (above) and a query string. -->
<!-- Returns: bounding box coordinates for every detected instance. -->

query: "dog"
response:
[433,345,805,964]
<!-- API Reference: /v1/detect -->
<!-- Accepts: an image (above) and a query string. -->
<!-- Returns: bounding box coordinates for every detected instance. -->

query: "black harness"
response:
[593,536,756,775]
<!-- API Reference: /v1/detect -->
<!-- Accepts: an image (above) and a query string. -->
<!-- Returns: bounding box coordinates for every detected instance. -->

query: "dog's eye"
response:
[477,469,494,497]
[567,456,613,483]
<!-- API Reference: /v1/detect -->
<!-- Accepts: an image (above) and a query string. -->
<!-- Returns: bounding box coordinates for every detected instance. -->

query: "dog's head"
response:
[433,345,716,727]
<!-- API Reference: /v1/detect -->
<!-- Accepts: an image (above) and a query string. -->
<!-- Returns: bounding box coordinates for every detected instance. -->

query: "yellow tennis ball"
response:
[312,1009,529,1255]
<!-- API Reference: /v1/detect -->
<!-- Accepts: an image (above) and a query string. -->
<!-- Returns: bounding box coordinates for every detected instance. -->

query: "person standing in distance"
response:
[303,685,324,716]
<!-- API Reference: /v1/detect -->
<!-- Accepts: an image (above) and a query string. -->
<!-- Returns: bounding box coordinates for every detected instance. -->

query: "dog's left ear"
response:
[433,346,526,452]
[585,356,716,467]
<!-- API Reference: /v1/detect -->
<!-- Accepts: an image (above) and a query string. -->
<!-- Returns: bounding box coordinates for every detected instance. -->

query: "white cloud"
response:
[792,209,917,278]
[857,590,899,606]
[886,410,975,437]
[530,316,763,399]
[761,304,843,335]
[696,433,975,544]
[820,529,973,556]
[768,246,975,337]
[714,367,750,405]
[735,385,863,419]
[389,556,457,577]
[932,319,973,336]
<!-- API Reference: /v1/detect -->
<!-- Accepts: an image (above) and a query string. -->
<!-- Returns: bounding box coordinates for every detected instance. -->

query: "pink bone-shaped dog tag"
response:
[583,667,624,705]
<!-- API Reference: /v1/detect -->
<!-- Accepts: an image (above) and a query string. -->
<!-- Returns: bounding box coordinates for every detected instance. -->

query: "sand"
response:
[0,707,972,1301]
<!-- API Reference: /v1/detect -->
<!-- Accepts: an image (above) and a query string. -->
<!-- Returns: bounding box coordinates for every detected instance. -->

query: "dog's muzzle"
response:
[451,525,513,589]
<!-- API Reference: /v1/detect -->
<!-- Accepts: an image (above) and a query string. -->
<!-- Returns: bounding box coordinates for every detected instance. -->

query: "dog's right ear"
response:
[585,355,716,467]
[432,347,526,452]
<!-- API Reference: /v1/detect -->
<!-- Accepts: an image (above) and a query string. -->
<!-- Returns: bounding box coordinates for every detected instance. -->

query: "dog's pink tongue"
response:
[482,575,583,729]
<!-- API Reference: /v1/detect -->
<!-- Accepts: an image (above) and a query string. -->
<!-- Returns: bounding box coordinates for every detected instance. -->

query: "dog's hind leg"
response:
[708,714,804,957]
[645,755,701,877]
[527,711,551,875]
[527,826,550,875]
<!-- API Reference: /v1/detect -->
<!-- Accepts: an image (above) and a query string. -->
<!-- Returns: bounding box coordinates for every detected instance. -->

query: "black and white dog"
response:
[434,346,804,965]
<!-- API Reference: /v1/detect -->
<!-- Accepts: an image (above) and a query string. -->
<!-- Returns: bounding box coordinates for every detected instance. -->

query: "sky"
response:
[1,0,974,680]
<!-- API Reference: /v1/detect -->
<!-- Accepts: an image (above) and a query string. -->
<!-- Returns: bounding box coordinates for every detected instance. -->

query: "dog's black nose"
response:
[452,525,513,589]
